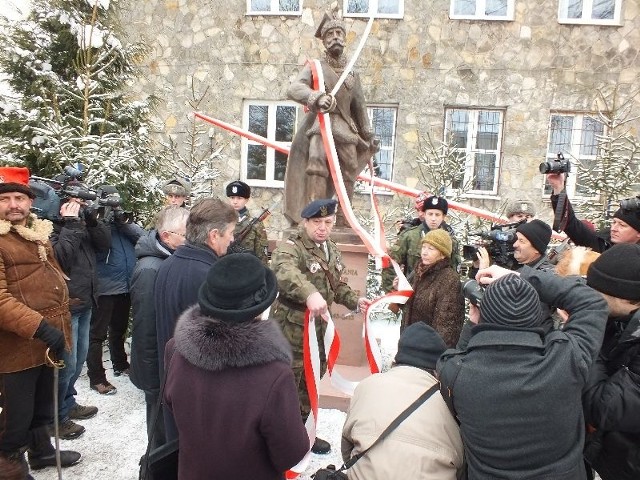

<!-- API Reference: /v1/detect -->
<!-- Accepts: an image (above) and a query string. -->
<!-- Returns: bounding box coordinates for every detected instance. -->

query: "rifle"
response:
[228,199,280,252]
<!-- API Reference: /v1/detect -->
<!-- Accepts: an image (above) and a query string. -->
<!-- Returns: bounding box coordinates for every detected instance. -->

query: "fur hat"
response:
[422,195,448,215]
[198,253,278,323]
[314,12,345,39]
[506,199,536,218]
[516,219,552,255]
[226,180,251,199]
[555,246,600,277]
[613,208,640,233]
[395,323,447,371]
[162,177,190,197]
[0,166,35,198]
[481,274,543,328]
[587,244,640,301]
[422,229,453,259]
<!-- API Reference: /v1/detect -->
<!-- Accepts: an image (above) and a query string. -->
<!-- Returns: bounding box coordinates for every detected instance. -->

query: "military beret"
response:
[301,199,338,219]
[422,195,448,215]
[226,180,251,199]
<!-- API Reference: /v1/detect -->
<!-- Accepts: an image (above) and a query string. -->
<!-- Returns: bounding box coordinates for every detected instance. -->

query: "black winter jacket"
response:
[51,218,111,313]
[550,194,612,252]
[583,309,640,480]
[129,230,173,394]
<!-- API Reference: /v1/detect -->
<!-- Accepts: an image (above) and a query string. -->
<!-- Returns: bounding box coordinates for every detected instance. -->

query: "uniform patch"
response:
[309,262,321,273]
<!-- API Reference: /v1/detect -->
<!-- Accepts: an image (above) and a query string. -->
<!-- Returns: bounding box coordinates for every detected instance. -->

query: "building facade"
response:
[119,0,640,237]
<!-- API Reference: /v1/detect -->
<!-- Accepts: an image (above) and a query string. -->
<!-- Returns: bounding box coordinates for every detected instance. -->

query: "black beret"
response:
[301,199,337,219]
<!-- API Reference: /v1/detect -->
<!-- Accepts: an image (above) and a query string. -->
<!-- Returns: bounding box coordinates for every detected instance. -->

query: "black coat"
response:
[129,230,173,393]
[153,242,219,376]
[51,218,111,313]
[583,309,640,480]
[438,269,608,480]
[550,194,612,252]
[164,307,308,480]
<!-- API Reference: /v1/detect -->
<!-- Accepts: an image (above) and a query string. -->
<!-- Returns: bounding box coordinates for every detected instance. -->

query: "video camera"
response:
[462,221,522,270]
[30,165,97,221]
[539,153,571,175]
[620,195,640,211]
[91,185,134,224]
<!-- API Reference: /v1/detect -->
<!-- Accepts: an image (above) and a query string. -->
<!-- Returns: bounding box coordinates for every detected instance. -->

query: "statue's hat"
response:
[315,13,345,39]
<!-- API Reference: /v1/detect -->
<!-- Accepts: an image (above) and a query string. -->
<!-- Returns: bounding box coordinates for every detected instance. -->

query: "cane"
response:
[45,348,65,480]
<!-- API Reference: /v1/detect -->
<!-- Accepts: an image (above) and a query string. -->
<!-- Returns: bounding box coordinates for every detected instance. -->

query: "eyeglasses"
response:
[167,231,185,237]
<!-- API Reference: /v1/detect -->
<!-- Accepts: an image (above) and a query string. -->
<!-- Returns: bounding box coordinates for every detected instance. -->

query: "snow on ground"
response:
[32,317,400,480]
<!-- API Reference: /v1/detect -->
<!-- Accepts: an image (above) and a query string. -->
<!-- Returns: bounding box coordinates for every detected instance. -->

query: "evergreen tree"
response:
[0,0,162,216]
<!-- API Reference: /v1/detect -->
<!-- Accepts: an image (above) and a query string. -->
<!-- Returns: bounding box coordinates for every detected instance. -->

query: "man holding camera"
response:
[547,172,640,252]
[438,265,608,479]
[50,193,111,439]
[0,167,81,476]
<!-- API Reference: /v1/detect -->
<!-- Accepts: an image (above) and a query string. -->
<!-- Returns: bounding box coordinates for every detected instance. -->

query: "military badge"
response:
[520,203,529,211]
[336,262,343,272]
[309,262,321,274]
[320,205,328,217]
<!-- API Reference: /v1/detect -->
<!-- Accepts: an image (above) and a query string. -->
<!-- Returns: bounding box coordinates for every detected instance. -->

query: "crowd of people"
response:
[1,164,639,480]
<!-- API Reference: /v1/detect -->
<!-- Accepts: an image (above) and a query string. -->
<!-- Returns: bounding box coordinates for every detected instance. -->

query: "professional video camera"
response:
[29,165,97,221]
[88,185,134,224]
[462,221,522,270]
[620,195,640,211]
[461,279,485,306]
[539,153,571,175]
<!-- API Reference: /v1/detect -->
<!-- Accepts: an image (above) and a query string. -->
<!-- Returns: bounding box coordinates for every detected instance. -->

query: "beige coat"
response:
[342,366,465,480]
[0,216,71,373]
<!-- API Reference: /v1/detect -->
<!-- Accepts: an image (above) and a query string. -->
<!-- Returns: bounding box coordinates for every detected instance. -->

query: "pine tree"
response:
[0,0,162,217]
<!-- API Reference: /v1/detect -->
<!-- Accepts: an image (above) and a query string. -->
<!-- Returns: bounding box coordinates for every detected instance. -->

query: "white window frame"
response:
[343,0,404,19]
[449,0,515,21]
[558,0,622,26]
[241,100,299,188]
[445,107,505,196]
[542,112,605,199]
[246,0,302,16]
[357,105,398,194]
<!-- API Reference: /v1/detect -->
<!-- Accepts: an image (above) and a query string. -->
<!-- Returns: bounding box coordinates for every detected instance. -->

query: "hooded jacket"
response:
[0,215,71,373]
[129,230,172,393]
[164,307,309,480]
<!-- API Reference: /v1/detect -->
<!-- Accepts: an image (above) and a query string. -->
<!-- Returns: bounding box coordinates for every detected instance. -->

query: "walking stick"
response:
[45,348,65,480]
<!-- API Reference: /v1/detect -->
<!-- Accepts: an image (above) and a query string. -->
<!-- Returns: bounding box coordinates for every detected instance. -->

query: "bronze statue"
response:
[283,13,379,226]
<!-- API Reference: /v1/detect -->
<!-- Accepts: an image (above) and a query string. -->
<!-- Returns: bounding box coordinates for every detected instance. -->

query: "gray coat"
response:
[438,268,608,480]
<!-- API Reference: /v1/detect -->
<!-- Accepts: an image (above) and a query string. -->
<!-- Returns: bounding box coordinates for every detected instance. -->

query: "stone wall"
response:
[119,0,640,237]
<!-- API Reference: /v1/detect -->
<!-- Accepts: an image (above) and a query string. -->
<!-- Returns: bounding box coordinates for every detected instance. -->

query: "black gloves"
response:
[34,319,65,358]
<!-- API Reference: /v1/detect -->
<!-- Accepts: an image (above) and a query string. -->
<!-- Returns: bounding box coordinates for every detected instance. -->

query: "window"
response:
[242,101,298,187]
[558,0,622,25]
[450,0,515,20]
[445,108,504,195]
[344,0,404,19]
[543,113,605,197]
[366,106,397,184]
[247,0,301,15]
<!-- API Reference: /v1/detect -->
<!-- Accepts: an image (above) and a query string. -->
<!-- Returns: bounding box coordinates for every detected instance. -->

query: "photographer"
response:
[438,265,608,479]
[87,187,144,395]
[50,194,111,439]
[548,173,640,252]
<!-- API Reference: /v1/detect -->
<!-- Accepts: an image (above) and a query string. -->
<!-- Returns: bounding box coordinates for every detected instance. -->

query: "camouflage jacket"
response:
[270,228,359,318]
[231,211,269,265]
[381,222,461,293]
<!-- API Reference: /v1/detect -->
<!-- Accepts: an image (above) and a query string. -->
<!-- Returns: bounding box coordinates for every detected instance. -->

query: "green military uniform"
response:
[271,227,359,419]
[232,209,269,265]
[381,222,461,293]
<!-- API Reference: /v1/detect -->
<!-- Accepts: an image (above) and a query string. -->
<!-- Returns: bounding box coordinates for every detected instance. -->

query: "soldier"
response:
[225,180,269,264]
[506,199,536,223]
[270,198,371,455]
[162,177,190,208]
[382,195,460,294]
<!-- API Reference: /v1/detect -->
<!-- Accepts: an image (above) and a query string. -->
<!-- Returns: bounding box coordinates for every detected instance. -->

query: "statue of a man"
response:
[283,13,378,226]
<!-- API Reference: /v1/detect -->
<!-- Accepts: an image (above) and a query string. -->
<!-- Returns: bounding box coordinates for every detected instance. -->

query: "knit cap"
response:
[587,244,640,301]
[480,274,543,328]
[395,323,447,371]
[613,208,640,233]
[423,229,453,259]
[516,219,552,255]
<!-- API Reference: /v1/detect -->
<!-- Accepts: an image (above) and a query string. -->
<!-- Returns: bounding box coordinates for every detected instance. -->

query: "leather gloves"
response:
[34,319,65,358]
